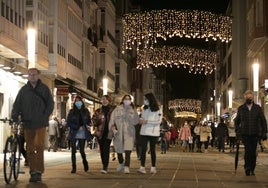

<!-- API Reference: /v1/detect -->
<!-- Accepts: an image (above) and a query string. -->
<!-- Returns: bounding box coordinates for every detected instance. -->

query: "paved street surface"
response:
[1,146,268,188]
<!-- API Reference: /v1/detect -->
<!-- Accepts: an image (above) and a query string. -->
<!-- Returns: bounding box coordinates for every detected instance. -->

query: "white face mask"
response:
[123,99,131,106]
[144,99,149,106]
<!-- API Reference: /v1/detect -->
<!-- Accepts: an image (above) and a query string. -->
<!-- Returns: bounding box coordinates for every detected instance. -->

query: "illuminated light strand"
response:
[136,46,216,75]
[168,99,202,113]
[122,9,232,52]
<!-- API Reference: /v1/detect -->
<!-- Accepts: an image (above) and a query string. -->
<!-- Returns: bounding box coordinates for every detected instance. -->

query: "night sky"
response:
[131,0,230,99]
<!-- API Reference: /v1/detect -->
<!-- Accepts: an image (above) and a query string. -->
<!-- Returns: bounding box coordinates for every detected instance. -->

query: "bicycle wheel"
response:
[13,138,21,180]
[3,137,13,184]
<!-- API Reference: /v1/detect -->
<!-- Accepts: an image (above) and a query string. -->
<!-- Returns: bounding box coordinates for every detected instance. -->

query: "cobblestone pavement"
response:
[1,145,268,188]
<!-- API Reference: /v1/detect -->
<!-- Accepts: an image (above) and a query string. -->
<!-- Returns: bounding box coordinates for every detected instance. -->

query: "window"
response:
[1,2,5,17]
[115,63,120,74]
[132,69,136,81]
[256,0,263,27]
[15,12,18,25]
[10,9,13,23]
[6,5,9,20]
[100,48,105,69]
[227,53,232,77]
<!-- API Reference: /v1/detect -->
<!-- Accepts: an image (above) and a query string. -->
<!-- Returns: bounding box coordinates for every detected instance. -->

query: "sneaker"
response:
[150,167,157,174]
[124,166,130,174]
[101,169,108,174]
[137,166,146,174]
[116,163,124,173]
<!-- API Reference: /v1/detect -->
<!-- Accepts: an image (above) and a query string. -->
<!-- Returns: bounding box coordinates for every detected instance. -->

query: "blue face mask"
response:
[75,101,83,109]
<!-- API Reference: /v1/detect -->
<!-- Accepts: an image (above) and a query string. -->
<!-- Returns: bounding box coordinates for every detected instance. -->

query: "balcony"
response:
[0,17,26,58]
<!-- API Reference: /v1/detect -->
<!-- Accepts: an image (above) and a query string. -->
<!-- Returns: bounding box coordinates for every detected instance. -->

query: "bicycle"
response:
[0,118,25,184]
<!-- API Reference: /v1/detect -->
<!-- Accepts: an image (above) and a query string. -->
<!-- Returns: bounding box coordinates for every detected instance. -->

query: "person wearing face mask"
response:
[92,95,116,174]
[108,95,139,174]
[234,90,267,176]
[67,96,92,173]
[137,93,163,174]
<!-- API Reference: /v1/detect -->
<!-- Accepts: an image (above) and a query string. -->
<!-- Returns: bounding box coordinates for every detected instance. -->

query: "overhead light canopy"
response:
[122,9,232,52]
[136,45,216,75]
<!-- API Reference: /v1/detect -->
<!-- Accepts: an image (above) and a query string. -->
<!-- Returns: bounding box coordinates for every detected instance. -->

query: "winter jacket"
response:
[179,125,191,141]
[200,125,211,142]
[91,105,115,139]
[109,104,139,153]
[228,126,236,137]
[11,79,54,129]
[194,125,201,135]
[140,108,163,137]
[216,123,228,138]
[67,108,92,141]
[48,119,59,137]
[234,103,267,138]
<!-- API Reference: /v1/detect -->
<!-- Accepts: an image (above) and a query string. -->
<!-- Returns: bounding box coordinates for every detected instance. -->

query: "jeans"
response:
[24,127,46,174]
[71,139,87,164]
[48,135,58,151]
[160,138,167,152]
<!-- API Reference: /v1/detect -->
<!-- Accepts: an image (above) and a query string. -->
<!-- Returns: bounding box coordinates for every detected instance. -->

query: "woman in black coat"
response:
[67,96,92,173]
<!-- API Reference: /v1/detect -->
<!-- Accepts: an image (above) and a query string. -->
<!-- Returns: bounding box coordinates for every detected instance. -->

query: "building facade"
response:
[0,0,136,152]
[215,0,268,133]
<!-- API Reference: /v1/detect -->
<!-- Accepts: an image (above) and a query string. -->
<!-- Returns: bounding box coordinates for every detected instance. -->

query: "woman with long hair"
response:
[137,93,163,174]
[67,96,92,173]
[109,94,139,174]
[92,95,115,174]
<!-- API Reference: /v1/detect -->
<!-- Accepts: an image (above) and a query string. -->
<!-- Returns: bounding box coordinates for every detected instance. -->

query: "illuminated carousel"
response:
[168,98,202,120]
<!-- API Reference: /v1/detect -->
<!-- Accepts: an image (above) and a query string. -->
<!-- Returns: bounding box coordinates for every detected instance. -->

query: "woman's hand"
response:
[139,118,147,125]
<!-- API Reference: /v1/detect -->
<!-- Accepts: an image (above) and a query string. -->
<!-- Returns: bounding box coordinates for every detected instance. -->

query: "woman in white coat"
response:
[109,95,139,174]
[200,122,212,153]
[137,93,163,174]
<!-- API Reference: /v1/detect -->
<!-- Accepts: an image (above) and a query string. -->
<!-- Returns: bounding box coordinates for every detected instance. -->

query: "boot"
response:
[71,165,76,173]
[81,153,88,172]
[71,153,76,173]
[83,160,89,172]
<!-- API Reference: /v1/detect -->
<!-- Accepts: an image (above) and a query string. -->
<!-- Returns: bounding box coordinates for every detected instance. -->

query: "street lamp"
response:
[228,90,233,109]
[217,101,221,122]
[253,62,259,103]
[102,78,108,95]
[27,27,36,68]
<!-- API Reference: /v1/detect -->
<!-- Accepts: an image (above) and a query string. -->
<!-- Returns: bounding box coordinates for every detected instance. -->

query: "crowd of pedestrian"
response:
[10,68,267,184]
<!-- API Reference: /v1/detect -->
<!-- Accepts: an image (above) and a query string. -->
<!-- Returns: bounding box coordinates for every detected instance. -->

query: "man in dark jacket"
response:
[234,90,267,176]
[216,118,228,152]
[11,68,54,182]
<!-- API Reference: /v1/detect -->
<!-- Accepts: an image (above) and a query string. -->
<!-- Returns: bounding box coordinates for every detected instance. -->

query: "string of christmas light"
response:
[136,46,216,75]
[168,99,202,113]
[122,9,232,52]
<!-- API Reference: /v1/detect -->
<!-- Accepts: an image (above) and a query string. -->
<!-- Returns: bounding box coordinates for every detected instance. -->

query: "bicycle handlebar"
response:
[0,118,21,125]
[0,118,12,123]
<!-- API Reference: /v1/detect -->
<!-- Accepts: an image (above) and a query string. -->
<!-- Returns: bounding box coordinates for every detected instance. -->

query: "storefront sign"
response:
[57,86,69,96]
